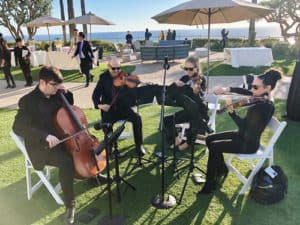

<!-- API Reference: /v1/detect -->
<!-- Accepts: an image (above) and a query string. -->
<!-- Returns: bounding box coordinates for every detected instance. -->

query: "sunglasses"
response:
[48,82,59,87]
[110,67,121,71]
[252,84,262,90]
[183,67,194,71]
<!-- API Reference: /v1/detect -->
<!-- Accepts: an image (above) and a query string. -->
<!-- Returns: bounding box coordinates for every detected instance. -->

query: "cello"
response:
[53,91,106,178]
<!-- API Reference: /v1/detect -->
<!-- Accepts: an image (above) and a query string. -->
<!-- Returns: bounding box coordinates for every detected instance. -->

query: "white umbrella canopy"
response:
[26,16,65,42]
[152,0,273,25]
[66,12,114,40]
[152,0,273,87]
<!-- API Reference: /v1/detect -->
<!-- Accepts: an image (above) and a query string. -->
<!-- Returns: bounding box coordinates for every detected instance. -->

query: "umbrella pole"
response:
[47,25,50,44]
[90,24,92,41]
[206,8,211,92]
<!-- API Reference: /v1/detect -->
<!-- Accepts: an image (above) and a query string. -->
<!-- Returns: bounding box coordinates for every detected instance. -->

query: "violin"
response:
[217,96,268,114]
[113,71,140,88]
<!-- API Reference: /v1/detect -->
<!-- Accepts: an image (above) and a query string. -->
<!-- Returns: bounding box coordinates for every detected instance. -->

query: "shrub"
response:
[91,40,116,52]
[272,42,292,60]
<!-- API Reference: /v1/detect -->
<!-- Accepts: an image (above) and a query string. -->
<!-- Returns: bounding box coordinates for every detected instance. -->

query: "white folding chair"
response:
[177,93,220,145]
[225,117,287,195]
[10,131,64,205]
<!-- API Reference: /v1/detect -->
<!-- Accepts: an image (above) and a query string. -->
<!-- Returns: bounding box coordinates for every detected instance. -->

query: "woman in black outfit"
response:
[164,56,209,151]
[199,68,282,194]
[0,40,16,88]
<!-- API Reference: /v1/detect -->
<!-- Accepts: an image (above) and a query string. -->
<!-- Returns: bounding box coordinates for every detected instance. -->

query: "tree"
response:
[81,0,87,35]
[0,0,51,40]
[261,0,300,43]
[67,0,75,40]
[248,0,257,47]
[59,0,67,44]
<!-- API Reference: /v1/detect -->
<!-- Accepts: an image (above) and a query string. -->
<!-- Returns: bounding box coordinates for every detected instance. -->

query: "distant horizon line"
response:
[1,24,279,37]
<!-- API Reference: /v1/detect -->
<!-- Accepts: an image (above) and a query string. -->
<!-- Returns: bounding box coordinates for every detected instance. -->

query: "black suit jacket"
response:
[74,40,94,62]
[13,87,73,170]
[92,70,137,110]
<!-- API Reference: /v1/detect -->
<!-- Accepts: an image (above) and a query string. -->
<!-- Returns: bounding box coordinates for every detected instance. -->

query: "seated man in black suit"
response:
[92,56,146,158]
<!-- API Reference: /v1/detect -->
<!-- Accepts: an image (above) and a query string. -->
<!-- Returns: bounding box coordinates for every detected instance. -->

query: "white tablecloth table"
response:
[224,47,273,68]
[11,49,98,71]
[47,50,99,70]
[46,52,81,70]
[11,50,48,67]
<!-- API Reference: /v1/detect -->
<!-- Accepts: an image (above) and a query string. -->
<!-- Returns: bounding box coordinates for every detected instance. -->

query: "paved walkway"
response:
[0,52,290,109]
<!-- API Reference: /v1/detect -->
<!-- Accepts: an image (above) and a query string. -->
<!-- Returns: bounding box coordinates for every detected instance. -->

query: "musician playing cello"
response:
[92,56,146,156]
[12,66,106,225]
[198,69,282,194]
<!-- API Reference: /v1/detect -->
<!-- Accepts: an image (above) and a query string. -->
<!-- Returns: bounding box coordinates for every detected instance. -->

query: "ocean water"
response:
[3,26,281,43]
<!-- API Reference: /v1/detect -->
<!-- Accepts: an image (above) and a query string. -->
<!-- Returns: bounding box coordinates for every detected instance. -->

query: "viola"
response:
[217,96,268,114]
[53,92,106,178]
[113,71,141,88]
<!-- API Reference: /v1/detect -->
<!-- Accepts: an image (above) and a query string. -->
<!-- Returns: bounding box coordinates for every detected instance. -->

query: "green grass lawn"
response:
[0,64,135,83]
[0,100,299,225]
[201,59,296,77]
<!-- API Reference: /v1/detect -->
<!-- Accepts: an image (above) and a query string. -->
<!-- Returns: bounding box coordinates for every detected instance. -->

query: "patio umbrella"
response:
[66,12,114,40]
[152,0,273,87]
[26,16,65,42]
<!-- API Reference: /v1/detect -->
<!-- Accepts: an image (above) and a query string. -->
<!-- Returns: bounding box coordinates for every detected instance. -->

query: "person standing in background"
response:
[0,40,16,88]
[160,31,165,40]
[125,31,134,49]
[220,28,229,48]
[68,28,78,54]
[166,29,172,40]
[14,38,32,87]
[172,30,176,40]
[145,28,152,41]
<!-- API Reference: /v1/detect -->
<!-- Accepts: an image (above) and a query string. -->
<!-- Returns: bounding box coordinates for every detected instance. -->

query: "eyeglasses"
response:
[183,67,194,71]
[252,84,263,90]
[47,82,59,87]
[110,67,121,71]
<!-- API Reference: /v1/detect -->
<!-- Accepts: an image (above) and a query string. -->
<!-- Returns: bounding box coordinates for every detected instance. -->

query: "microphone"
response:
[94,122,111,130]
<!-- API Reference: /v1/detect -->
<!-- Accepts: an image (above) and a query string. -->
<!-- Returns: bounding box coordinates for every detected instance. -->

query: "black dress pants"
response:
[101,108,143,148]
[20,62,32,85]
[3,65,15,85]
[44,146,75,207]
[205,131,256,182]
[80,58,92,85]
[164,95,202,145]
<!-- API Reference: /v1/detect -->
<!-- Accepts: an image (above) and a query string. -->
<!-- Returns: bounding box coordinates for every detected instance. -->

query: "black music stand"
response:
[151,56,176,209]
[95,121,134,225]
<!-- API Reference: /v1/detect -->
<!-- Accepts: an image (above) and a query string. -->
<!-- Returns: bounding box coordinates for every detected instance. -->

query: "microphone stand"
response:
[151,56,176,209]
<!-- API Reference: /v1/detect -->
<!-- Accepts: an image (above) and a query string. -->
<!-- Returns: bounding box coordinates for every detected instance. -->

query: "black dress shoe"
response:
[95,173,112,185]
[216,165,228,179]
[11,84,16,88]
[5,84,12,89]
[138,146,146,156]
[90,75,94,82]
[64,202,75,225]
[198,181,217,195]
[85,83,89,87]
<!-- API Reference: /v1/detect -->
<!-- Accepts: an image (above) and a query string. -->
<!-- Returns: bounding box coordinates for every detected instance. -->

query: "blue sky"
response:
[1,0,278,36]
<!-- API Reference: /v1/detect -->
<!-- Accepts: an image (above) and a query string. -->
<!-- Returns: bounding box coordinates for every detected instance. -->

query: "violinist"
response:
[92,56,146,156]
[163,56,210,151]
[198,69,282,194]
[12,66,106,225]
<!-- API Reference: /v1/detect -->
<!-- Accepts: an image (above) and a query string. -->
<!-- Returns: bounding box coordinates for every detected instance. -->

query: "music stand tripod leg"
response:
[178,142,206,204]
[112,141,136,202]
